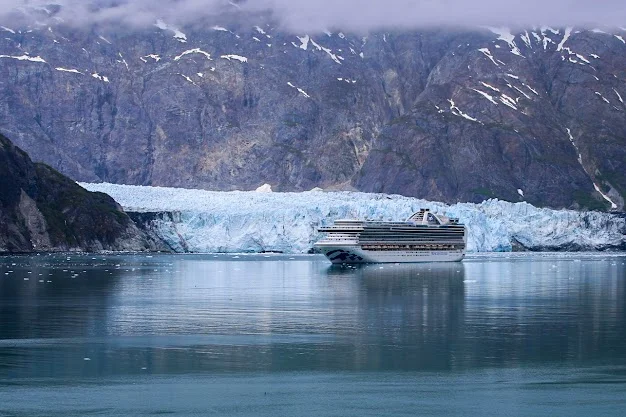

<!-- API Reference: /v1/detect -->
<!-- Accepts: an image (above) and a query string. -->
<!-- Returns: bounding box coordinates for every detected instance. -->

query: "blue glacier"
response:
[81,183,626,253]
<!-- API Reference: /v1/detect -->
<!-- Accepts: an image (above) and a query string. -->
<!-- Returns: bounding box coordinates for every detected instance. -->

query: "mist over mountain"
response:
[0,3,625,210]
[2,1,626,31]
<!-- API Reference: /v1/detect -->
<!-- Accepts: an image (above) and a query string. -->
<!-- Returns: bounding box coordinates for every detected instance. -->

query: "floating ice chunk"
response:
[0,54,46,63]
[254,26,266,35]
[590,54,600,59]
[517,189,524,197]
[253,36,261,42]
[220,54,247,62]
[505,73,519,79]
[175,48,211,61]
[615,35,626,44]
[55,67,82,74]
[98,35,111,44]
[614,88,624,104]
[212,26,229,32]
[255,184,272,193]
[1,26,15,34]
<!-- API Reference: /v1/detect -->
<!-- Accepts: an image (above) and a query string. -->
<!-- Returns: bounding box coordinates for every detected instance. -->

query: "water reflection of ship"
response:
[323,262,466,371]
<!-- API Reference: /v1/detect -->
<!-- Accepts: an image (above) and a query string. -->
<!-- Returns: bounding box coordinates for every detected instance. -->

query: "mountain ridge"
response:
[0,11,624,210]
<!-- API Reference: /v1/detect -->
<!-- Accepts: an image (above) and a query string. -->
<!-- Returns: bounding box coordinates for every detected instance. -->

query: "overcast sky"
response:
[2,0,625,32]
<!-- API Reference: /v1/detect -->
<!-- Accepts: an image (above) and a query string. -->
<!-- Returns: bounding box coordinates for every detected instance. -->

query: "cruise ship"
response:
[314,209,466,264]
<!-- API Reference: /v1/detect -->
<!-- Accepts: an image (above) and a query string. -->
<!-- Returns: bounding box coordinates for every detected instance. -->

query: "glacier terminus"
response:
[80,183,626,254]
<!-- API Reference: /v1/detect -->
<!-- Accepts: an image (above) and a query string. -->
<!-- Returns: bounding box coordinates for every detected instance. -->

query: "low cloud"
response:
[1,0,625,32]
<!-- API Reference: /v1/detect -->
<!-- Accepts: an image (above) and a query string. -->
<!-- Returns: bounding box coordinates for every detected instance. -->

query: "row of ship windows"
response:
[361,244,463,251]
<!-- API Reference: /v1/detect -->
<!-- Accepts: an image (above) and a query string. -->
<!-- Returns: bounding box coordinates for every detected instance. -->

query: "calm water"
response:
[0,253,625,416]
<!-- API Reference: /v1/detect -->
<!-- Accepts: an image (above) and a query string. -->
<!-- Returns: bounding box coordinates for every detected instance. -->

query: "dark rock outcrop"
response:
[0,9,624,210]
[0,133,167,252]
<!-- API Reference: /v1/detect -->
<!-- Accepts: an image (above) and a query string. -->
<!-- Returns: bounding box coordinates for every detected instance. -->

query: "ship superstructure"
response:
[314,209,466,264]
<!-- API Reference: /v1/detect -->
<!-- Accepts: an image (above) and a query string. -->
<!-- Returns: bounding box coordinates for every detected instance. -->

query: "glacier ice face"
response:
[80,183,626,253]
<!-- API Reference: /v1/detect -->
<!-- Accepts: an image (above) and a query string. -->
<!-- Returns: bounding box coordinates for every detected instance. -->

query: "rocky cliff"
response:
[0,7,624,210]
[0,133,166,252]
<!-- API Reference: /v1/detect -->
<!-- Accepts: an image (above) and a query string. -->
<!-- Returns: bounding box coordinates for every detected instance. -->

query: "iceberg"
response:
[80,183,626,254]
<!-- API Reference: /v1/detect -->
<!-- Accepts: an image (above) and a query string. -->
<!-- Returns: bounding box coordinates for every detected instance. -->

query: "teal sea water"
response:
[0,253,625,416]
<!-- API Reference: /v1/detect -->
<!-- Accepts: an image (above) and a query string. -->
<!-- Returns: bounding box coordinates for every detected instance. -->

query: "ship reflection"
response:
[323,262,466,371]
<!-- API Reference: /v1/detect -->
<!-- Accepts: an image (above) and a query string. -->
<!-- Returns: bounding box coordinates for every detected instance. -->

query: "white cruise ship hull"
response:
[315,244,465,264]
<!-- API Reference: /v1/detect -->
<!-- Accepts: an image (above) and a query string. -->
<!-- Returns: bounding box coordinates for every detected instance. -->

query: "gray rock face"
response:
[0,11,624,210]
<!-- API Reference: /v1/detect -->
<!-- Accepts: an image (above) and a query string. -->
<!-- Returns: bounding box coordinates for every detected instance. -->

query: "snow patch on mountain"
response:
[478,48,499,66]
[448,99,481,123]
[310,38,342,64]
[0,54,46,63]
[91,72,109,82]
[296,34,310,50]
[287,82,311,98]
[79,183,626,254]
[487,27,523,57]
[175,48,212,61]
[556,27,572,51]
[142,54,161,62]
[220,54,247,62]
[155,19,187,43]
[471,88,498,105]
[255,184,273,192]
[55,67,82,74]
